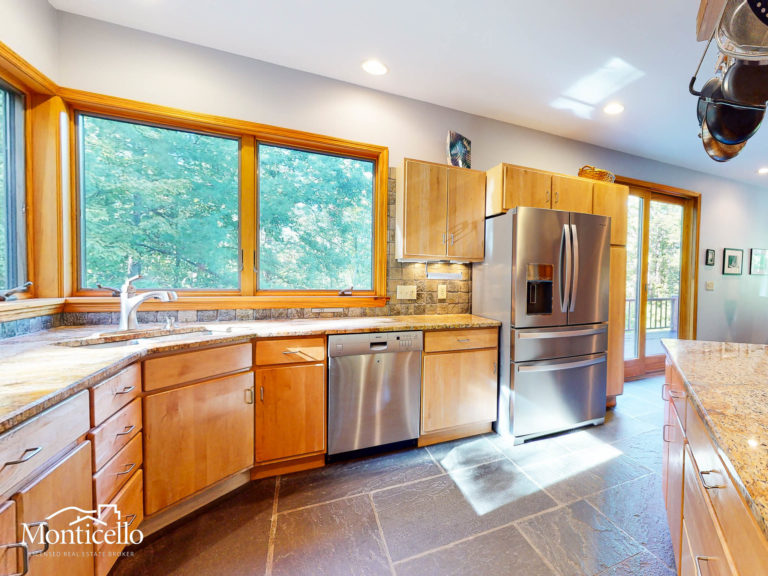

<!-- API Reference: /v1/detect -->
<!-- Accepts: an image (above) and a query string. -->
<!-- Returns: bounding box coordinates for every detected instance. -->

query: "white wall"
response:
[12,11,768,342]
[0,0,59,81]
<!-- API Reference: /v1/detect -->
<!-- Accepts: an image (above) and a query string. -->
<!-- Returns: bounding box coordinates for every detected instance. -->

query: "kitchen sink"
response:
[56,326,213,348]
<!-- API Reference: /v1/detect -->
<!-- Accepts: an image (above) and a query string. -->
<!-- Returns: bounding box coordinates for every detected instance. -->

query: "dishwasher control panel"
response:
[328,331,424,358]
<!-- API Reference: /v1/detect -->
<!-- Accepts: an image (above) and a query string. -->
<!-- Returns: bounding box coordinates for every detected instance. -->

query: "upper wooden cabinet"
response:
[396,158,486,261]
[592,181,628,246]
[486,164,594,216]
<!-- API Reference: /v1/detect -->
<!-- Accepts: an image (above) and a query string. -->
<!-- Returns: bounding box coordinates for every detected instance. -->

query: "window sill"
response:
[62,295,388,313]
[0,298,65,322]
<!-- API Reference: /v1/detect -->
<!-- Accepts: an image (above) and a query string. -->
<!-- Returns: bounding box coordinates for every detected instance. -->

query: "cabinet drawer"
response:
[88,398,142,471]
[255,337,325,365]
[91,363,141,426]
[95,469,143,576]
[686,400,768,575]
[93,432,142,507]
[0,391,89,496]
[144,343,252,391]
[664,360,687,430]
[425,328,497,353]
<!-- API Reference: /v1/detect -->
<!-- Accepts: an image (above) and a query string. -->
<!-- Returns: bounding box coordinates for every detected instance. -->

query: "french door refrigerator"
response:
[472,207,611,444]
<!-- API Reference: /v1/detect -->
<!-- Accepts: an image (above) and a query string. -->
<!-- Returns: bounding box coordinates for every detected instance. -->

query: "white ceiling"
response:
[48,0,768,188]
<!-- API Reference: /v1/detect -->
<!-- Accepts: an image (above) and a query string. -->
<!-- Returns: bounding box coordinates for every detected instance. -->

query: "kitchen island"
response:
[662,339,768,575]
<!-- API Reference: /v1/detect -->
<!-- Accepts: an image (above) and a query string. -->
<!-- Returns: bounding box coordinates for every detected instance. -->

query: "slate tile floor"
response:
[112,376,673,576]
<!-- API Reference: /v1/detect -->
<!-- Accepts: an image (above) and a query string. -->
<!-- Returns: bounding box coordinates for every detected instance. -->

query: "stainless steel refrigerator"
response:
[472,207,610,444]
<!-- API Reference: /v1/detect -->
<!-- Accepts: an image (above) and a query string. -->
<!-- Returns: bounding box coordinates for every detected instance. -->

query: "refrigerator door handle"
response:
[517,326,607,340]
[569,224,579,313]
[516,356,606,373]
[560,224,571,312]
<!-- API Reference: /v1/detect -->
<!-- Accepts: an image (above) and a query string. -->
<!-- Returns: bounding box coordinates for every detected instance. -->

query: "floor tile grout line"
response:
[264,476,281,576]
[424,445,447,474]
[368,492,396,576]
[514,519,562,576]
[556,470,657,509]
[500,452,562,505]
[592,551,649,576]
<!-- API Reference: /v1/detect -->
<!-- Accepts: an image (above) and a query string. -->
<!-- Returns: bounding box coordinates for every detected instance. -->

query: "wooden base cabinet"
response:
[143,372,255,515]
[255,364,326,463]
[607,246,627,398]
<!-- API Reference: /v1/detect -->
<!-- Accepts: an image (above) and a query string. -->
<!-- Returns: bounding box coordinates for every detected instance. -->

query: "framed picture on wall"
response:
[705,249,715,266]
[723,248,743,275]
[750,248,768,275]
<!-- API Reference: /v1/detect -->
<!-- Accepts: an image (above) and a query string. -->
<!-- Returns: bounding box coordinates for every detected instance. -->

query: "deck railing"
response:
[625,297,678,331]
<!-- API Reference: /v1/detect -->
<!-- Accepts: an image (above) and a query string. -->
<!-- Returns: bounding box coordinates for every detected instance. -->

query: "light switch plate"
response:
[397,285,417,300]
[438,284,447,299]
[705,281,715,291]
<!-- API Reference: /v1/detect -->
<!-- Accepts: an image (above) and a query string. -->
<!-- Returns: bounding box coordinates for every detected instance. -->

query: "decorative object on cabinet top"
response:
[577,165,616,182]
[663,338,768,541]
[0,314,500,434]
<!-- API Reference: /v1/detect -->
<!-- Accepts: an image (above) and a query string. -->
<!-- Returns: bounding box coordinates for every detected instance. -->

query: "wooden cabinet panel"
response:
[552,175,592,212]
[0,391,89,496]
[664,399,685,569]
[94,470,143,576]
[90,363,141,426]
[424,328,498,353]
[607,246,626,397]
[255,364,326,463]
[402,160,447,258]
[447,168,485,260]
[255,337,325,366]
[0,501,21,576]
[592,182,628,246]
[422,348,497,433]
[505,165,551,210]
[88,398,142,471]
[14,442,93,576]
[92,432,142,507]
[143,343,252,391]
[144,372,254,515]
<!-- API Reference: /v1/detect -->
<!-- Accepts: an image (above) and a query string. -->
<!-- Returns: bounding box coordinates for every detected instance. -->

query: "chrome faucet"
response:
[117,275,178,330]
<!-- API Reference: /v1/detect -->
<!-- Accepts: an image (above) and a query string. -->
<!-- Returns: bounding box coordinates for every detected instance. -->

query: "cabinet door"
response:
[14,442,93,576]
[403,160,447,258]
[446,168,486,260]
[607,246,626,397]
[552,175,593,212]
[422,348,497,433]
[504,165,551,209]
[255,364,326,462]
[144,372,255,515]
[592,182,628,245]
[664,401,685,571]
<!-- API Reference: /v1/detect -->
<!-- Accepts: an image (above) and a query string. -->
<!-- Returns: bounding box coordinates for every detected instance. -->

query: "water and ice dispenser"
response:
[526,263,553,315]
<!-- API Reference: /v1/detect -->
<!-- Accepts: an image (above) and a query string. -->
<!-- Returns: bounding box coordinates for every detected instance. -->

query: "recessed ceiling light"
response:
[758,167,768,175]
[362,59,388,76]
[603,102,625,115]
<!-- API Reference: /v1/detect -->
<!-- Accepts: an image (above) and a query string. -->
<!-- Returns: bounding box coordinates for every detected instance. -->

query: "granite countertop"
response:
[662,339,768,540]
[0,314,499,434]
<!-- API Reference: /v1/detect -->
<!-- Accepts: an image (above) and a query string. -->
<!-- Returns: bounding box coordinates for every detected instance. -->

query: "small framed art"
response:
[750,248,768,275]
[723,248,743,275]
[705,249,715,266]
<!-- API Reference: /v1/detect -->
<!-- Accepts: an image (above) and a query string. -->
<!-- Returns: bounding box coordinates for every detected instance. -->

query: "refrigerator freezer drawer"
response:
[511,323,607,362]
[511,353,607,443]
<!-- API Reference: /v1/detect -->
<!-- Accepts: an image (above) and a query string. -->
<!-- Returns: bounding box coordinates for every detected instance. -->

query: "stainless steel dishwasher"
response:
[327,331,423,456]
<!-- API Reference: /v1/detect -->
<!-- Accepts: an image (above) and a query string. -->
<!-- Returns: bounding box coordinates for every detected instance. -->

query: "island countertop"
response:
[0,314,500,434]
[662,338,768,540]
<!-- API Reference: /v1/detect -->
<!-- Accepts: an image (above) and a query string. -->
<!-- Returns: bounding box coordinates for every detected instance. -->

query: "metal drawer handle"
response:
[0,541,29,576]
[114,385,135,395]
[695,556,716,576]
[700,470,727,490]
[517,327,606,340]
[115,462,136,477]
[115,425,135,437]
[245,387,255,404]
[5,447,42,466]
[662,424,672,443]
[662,384,669,401]
[282,350,301,355]
[518,356,606,373]
[125,514,137,528]
[456,338,471,342]
[25,522,49,556]
[668,389,685,399]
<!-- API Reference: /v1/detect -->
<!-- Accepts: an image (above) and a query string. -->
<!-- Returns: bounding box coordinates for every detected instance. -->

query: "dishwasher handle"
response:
[370,342,388,351]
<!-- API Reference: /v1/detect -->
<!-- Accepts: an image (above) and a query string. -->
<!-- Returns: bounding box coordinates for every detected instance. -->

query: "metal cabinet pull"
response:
[5,447,42,466]
[260,386,264,402]
[25,522,49,556]
[695,556,716,576]
[662,424,672,443]
[449,233,455,245]
[456,338,471,342]
[661,384,670,401]
[700,470,727,490]
[114,385,135,395]
[125,514,137,528]
[0,541,29,576]
[668,389,685,400]
[245,388,255,404]
[115,463,136,477]
[546,189,551,203]
[282,350,300,355]
[555,190,559,203]
[115,425,135,437]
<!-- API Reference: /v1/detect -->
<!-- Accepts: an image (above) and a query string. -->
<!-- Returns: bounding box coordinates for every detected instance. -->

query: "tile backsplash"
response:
[0,173,473,339]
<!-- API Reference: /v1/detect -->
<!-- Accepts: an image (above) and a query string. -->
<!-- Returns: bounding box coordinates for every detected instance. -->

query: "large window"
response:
[0,83,26,292]
[258,144,374,291]
[78,115,240,290]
